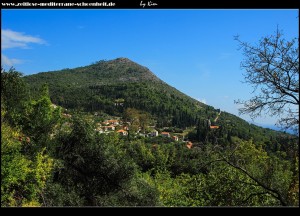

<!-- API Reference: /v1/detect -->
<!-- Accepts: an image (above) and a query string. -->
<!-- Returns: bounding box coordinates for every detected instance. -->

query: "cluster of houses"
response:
[94,119,192,148]
[94,119,158,137]
[95,119,122,134]
[50,103,194,149]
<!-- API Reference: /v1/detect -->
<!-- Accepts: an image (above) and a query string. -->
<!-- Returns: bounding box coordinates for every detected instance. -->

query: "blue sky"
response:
[1,9,299,126]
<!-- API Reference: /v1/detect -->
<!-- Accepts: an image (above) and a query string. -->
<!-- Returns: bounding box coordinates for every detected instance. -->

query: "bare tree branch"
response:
[234,28,299,133]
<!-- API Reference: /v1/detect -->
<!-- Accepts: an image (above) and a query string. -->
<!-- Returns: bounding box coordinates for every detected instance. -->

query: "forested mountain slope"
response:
[24,58,290,141]
[2,60,298,207]
[24,58,208,127]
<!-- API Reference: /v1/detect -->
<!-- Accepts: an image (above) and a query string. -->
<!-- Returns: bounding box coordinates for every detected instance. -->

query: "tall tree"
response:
[54,116,159,206]
[23,84,61,143]
[234,29,299,133]
[1,69,54,206]
[1,67,29,126]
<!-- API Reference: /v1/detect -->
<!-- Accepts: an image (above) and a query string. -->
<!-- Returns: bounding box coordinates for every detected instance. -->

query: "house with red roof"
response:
[186,141,193,149]
[117,129,128,136]
[161,132,170,138]
[172,136,179,141]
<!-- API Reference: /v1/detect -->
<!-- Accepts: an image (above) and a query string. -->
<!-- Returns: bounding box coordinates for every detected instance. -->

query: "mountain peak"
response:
[92,57,161,83]
[108,57,144,68]
[113,57,133,63]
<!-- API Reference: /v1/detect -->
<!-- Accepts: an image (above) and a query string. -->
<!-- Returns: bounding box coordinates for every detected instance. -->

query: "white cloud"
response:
[197,98,207,104]
[1,54,23,66]
[1,29,46,67]
[2,29,46,50]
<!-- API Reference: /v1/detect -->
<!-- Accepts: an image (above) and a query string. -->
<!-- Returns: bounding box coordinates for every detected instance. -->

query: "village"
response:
[56,102,196,149]
[94,118,193,149]
[55,103,213,150]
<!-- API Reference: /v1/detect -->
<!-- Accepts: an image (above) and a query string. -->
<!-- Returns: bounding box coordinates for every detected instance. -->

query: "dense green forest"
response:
[1,62,299,207]
[24,58,291,140]
[24,58,205,128]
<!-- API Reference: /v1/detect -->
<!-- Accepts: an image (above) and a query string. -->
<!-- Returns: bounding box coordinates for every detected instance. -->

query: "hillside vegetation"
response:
[1,60,299,207]
[24,58,287,142]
